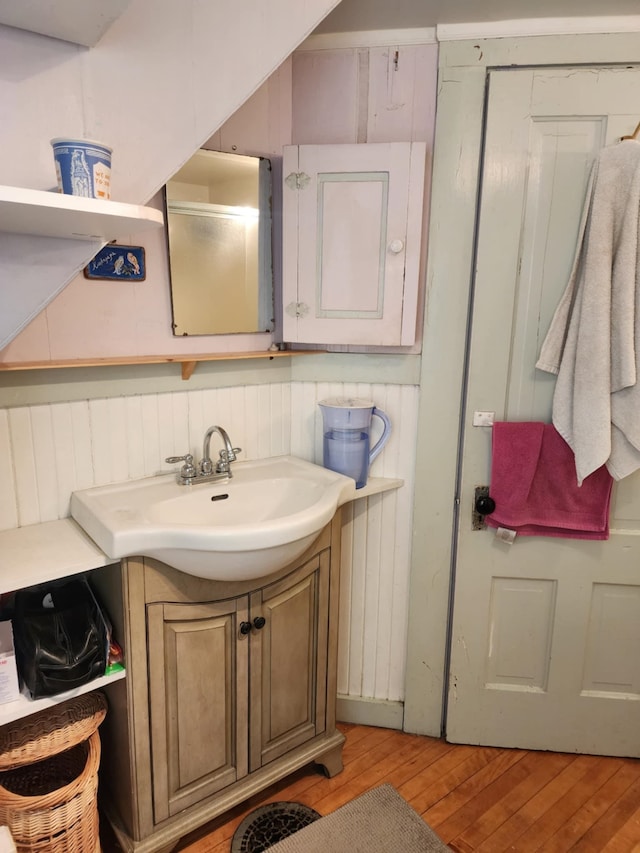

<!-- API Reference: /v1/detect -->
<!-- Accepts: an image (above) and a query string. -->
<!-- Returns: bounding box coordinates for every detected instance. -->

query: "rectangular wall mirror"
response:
[165,149,274,336]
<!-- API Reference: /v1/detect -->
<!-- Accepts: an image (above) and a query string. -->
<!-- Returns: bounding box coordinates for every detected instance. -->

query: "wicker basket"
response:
[0,731,101,853]
[0,694,107,770]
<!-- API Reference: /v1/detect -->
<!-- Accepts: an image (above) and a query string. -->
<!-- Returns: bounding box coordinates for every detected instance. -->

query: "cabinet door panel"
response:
[148,599,248,823]
[283,142,425,346]
[250,552,329,770]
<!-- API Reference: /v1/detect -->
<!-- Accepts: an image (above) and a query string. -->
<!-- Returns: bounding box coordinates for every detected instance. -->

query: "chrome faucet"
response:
[200,425,240,476]
[165,425,241,485]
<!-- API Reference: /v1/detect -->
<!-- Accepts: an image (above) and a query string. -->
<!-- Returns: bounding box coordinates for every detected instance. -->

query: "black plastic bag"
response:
[12,577,108,698]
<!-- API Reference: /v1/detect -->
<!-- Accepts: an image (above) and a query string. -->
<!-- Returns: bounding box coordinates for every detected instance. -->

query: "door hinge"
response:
[285,302,310,319]
[285,172,311,191]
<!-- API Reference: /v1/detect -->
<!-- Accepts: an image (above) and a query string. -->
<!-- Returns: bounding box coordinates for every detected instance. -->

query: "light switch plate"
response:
[472,411,495,427]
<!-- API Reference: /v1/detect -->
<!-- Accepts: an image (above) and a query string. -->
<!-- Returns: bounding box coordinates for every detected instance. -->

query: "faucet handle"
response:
[215,446,242,474]
[165,453,193,465]
[165,454,197,479]
[220,447,242,462]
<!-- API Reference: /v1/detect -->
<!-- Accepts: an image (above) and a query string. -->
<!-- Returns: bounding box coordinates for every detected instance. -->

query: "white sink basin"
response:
[70,455,356,581]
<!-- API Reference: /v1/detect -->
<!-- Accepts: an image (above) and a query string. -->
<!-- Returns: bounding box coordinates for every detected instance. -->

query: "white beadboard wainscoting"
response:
[0,379,418,726]
[290,381,418,726]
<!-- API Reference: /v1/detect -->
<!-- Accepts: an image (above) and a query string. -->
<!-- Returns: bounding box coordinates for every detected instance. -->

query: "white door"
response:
[282,142,425,346]
[447,66,640,756]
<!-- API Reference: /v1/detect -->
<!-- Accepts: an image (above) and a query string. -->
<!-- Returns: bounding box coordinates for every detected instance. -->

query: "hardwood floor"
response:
[101,722,640,852]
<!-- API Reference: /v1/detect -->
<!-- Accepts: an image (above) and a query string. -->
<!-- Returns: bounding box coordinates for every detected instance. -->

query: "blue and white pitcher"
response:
[319,397,391,489]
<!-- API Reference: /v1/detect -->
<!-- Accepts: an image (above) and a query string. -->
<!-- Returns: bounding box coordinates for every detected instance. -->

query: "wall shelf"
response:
[0,670,126,728]
[0,518,123,726]
[0,350,322,380]
[0,184,163,241]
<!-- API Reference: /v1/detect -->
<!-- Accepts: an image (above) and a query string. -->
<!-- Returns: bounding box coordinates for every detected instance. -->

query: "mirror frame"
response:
[164,149,274,337]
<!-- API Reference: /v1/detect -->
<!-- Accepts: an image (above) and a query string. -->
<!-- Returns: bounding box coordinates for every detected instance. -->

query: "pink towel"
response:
[486,422,613,540]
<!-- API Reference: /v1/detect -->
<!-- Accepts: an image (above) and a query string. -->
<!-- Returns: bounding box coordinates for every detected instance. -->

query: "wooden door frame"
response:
[403,31,640,737]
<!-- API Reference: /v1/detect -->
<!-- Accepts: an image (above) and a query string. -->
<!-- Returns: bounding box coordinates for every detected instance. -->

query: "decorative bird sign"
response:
[127,252,141,275]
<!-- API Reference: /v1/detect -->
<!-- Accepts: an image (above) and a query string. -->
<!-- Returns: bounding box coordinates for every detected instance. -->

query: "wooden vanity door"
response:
[249,551,330,772]
[147,598,249,823]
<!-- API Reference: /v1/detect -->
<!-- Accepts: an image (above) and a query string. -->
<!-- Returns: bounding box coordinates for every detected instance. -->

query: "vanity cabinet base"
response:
[103,730,345,853]
[98,517,344,853]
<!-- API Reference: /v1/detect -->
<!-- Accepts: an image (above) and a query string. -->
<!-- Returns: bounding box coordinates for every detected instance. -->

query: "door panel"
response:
[148,598,248,822]
[447,66,640,756]
[249,552,329,771]
[582,584,640,697]
[485,577,557,691]
[282,142,425,346]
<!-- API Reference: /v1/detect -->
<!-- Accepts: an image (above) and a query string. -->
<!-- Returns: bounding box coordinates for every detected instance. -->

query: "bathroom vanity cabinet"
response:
[96,515,345,853]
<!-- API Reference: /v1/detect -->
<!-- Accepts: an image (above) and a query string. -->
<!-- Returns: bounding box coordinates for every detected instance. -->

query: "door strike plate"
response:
[472,485,491,530]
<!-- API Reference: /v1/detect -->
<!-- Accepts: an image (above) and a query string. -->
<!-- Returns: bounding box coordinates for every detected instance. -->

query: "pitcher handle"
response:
[369,407,392,464]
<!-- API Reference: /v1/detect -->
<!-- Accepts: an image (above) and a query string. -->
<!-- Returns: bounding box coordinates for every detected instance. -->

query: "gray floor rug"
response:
[266,783,451,852]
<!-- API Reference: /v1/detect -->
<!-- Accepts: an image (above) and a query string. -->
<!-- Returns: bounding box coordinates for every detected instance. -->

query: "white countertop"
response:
[0,477,403,596]
[356,476,404,499]
[0,517,117,596]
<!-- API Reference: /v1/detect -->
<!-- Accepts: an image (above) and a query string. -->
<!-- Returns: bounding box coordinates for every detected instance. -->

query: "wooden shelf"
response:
[0,184,163,241]
[0,349,321,379]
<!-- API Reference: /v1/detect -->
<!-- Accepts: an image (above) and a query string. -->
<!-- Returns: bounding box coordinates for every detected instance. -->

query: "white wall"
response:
[0,65,291,364]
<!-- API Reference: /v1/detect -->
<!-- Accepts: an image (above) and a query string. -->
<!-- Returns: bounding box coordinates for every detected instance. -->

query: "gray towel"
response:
[536,140,640,485]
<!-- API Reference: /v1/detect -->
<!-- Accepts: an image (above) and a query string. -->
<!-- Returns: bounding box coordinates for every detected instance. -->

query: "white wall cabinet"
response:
[282,142,426,347]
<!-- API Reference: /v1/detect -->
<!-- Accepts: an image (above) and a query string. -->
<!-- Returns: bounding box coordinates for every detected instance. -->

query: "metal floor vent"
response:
[231,801,321,852]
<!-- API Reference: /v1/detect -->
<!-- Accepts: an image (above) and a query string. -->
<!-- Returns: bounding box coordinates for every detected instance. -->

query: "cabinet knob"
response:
[253,616,266,630]
[239,621,251,636]
[388,239,404,254]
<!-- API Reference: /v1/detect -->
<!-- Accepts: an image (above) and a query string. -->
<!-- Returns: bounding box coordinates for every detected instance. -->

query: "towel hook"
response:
[621,120,640,141]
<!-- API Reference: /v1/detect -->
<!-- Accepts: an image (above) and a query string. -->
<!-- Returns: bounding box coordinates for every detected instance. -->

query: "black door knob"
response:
[239,621,251,636]
[475,494,496,515]
[253,616,266,630]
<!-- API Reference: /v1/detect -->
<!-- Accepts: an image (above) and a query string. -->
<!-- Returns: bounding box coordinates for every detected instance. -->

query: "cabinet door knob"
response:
[253,616,266,630]
[239,621,251,636]
[388,239,404,254]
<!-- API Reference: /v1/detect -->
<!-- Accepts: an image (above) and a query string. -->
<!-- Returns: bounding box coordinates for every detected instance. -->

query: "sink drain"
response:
[231,801,321,852]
